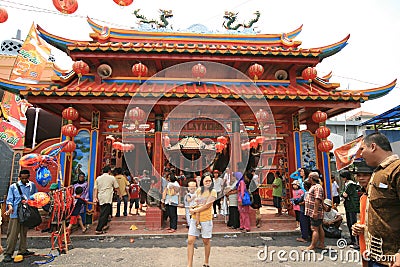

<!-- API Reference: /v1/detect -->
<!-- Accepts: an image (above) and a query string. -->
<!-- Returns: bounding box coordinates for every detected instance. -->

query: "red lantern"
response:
[0,7,8,23]
[256,136,265,144]
[215,142,224,153]
[250,139,258,149]
[248,63,264,80]
[112,141,122,150]
[132,63,148,78]
[61,124,78,137]
[318,140,333,152]
[113,0,133,6]
[217,136,227,145]
[312,110,327,123]
[62,107,79,121]
[62,141,76,153]
[255,109,269,126]
[72,60,89,77]
[315,126,331,139]
[302,67,317,82]
[52,0,78,14]
[163,135,170,147]
[128,107,146,126]
[192,63,206,80]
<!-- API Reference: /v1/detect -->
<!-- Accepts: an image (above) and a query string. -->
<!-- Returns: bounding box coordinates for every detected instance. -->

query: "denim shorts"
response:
[188,219,213,239]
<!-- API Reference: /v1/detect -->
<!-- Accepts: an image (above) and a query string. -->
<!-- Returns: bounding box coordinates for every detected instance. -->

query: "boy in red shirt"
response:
[129,178,140,215]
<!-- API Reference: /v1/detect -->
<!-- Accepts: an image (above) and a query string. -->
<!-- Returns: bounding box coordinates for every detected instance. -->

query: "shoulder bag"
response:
[16,183,42,228]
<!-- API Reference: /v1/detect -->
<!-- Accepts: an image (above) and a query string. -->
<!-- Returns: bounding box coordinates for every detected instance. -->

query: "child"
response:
[67,186,87,233]
[129,178,140,215]
[185,181,200,229]
[290,180,304,230]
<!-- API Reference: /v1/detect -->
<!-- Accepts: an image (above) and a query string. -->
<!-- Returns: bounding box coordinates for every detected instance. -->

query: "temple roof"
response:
[36,19,349,61]
[0,76,395,102]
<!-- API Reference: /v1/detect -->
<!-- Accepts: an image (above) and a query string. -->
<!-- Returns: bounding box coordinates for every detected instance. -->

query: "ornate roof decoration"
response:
[166,136,215,152]
[222,11,260,31]
[133,9,173,29]
[2,76,390,102]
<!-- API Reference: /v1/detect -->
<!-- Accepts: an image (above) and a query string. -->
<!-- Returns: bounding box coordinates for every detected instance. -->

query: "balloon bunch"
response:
[19,140,69,187]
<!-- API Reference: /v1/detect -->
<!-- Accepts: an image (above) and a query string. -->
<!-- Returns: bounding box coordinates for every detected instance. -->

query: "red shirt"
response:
[129,184,140,199]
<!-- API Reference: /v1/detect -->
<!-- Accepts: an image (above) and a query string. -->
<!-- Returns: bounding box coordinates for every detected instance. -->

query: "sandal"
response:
[167,229,176,233]
[95,231,105,235]
[82,228,87,233]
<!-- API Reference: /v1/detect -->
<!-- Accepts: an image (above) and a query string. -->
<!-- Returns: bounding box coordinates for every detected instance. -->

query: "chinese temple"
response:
[0,13,396,207]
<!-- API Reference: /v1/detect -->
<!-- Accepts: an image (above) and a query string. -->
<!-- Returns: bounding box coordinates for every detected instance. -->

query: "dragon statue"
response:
[223,11,260,30]
[133,9,173,28]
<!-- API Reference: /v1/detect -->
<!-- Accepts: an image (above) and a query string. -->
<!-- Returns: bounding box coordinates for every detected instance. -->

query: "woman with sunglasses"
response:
[187,172,217,267]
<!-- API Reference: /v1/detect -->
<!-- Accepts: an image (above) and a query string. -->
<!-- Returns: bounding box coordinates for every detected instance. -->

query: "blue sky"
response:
[0,0,399,116]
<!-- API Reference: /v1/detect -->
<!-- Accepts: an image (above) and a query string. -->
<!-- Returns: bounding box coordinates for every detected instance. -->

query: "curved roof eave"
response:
[338,79,397,101]
[318,34,350,60]
[37,24,77,53]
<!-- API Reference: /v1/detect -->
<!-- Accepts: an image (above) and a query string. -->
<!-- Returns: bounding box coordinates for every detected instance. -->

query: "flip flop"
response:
[95,231,105,235]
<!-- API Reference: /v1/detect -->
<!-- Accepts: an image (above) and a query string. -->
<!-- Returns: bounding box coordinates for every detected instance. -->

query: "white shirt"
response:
[331,181,339,197]
[323,208,339,223]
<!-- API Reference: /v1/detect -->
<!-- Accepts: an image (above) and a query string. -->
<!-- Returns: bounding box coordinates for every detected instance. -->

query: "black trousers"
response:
[213,196,221,214]
[227,206,240,229]
[345,211,358,243]
[96,203,111,232]
[166,204,178,230]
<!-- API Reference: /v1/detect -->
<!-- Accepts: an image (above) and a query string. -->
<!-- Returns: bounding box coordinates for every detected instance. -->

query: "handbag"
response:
[322,224,342,238]
[16,183,42,228]
[241,190,252,206]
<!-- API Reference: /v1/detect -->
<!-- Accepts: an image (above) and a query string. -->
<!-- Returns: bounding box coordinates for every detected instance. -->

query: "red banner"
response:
[334,136,363,171]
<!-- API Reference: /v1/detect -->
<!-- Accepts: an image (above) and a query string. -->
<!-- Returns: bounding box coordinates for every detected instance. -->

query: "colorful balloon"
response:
[36,166,52,187]
[40,140,69,157]
[28,192,50,208]
[19,153,41,168]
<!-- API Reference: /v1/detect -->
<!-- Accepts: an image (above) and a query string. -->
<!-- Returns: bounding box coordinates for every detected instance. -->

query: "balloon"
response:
[36,166,52,187]
[28,192,50,208]
[19,153,41,168]
[40,140,69,157]
[39,155,57,166]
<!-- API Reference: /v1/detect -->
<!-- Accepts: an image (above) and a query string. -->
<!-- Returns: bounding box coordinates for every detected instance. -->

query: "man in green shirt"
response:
[272,172,283,216]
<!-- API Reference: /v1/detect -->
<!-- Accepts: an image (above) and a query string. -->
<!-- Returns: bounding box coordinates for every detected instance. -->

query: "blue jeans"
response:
[116,195,128,216]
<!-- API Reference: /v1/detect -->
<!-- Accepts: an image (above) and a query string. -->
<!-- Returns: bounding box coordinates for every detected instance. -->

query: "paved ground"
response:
[0,204,361,266]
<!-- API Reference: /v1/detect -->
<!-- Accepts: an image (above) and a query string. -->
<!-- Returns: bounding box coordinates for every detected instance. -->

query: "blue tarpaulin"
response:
[360,105,400,129]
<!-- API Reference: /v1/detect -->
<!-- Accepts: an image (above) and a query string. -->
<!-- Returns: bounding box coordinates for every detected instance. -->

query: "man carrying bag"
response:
[2,169,38,263]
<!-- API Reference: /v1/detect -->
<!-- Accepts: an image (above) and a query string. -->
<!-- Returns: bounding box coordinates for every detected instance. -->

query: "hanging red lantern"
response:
[132,63,148,79]
[0,7,8,23]
[163,135,170,147]
[128,107,146,126]
[62,107,79,121]
[113,0,133,6]
[318,140,333,152]
[255,109,269,126]
[52,0,78,14]
[302,67,317,82]
[61,124,78,137]
[217,136,227,145]
[248,63,264,80]
[215,142,224,153]
[112,141,122,150]
[72,60,89,77]
[256,136,265,144]
[62,140,76,153]
[315,126,331,139]
[312,110,327,123]
[192,63,206,80]
[250,139,258,149]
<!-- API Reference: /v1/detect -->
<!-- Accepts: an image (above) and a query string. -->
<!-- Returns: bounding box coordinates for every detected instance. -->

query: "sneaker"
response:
[19,250,35,256]
[213,214,217,218]
[2,254,12,263]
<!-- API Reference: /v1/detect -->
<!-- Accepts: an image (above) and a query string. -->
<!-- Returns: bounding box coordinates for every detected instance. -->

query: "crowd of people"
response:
[1,132,399,266]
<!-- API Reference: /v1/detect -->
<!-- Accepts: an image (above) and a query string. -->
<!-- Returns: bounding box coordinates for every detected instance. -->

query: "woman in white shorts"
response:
[187,172,217,267]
